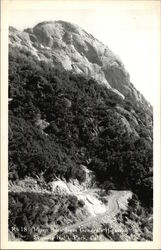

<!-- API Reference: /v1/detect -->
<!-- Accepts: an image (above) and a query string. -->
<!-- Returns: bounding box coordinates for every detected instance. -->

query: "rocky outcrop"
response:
[9,21,152,112]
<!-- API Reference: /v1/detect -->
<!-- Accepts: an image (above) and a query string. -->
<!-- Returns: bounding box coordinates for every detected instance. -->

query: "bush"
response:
[9,192,81,241]
[9,46,153,210]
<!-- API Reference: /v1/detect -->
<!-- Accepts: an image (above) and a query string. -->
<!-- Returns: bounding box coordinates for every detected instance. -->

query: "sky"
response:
[7,0,160,105]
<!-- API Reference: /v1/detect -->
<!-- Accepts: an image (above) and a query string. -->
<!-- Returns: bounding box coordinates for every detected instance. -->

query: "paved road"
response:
[39,191,130,241]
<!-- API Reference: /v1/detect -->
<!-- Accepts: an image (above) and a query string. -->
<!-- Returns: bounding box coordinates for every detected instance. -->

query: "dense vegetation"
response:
[8,46,153,239]
[9,191,85,241]
[53,194,153,241]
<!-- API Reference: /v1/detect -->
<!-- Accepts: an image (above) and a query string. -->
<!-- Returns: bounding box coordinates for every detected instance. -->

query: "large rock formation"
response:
[8,20,153,242]
[9,21,152,112]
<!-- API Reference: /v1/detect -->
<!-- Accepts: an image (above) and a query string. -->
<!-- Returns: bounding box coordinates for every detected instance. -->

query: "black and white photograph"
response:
[1,0,161,248]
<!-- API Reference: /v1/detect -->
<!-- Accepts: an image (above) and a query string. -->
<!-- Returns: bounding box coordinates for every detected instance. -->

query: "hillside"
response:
[8,21,153,241]
[9,21,152,112]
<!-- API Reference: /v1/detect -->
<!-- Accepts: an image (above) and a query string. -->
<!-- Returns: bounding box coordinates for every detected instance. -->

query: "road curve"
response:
[39,190,131,241]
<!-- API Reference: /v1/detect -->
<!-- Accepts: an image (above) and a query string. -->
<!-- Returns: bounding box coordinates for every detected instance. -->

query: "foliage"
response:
[115,194,153,241]
[9,46,153,210]
[9,192,83,241]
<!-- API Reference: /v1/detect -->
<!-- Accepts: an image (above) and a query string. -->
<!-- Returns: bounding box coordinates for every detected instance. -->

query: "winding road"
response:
[39,190,132,241]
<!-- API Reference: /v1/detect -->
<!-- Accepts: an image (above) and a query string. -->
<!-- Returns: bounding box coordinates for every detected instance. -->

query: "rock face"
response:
[9,21,152,112]
[8,21,153,242]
